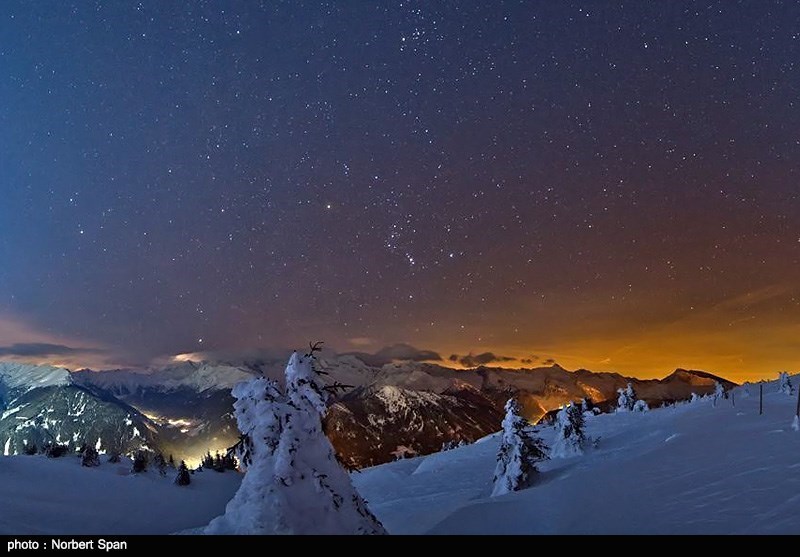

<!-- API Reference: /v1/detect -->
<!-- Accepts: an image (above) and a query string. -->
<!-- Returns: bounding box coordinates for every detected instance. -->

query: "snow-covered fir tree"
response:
[491,398,548,497]
[131,450,148,473]
[44,443,68,458]
[175,461,191,486]
[80,444,100,467]
[205,346,386,535]
[441,439,468,452]
[633,400,649,413]
[153,452,168,476]
[551,403,586,458]
[690,392,700,403]
[778,372,794,396]
[741,383,751,398]
[712,381,726,407]
[616,383,637,412]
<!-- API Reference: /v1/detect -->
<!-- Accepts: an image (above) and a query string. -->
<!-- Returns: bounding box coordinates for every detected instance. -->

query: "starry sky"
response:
[1,1,799,380]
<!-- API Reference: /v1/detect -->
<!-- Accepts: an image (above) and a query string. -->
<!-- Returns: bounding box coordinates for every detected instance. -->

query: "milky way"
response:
[1,2,799,379]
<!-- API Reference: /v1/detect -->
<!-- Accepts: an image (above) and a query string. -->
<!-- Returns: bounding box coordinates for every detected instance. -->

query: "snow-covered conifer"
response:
[633,399,649,413]
[741,384,751,398]
[80,445,100,467]
[616,383,637,412]
[778,372,794,396]
[441,439,466,452]
[175,460,191,486]
[131,450,148,473]
[153,452,168,476]
[690,393,700,403]
[205,346,385,534]
[551,403,586,458]
[491,398,548,497]
[712,381,726,407]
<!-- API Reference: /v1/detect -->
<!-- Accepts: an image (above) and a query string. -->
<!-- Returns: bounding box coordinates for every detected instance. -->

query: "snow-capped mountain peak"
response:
[0,362,72,391]
[73,362,257,394]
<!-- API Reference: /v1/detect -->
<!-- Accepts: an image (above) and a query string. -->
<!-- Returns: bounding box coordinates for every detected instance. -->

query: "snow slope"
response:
[0,455,240,535]
[354,378,800,534]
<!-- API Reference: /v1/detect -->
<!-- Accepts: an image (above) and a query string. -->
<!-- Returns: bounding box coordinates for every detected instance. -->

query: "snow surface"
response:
[0,455,240,535]
[354,378,800,534]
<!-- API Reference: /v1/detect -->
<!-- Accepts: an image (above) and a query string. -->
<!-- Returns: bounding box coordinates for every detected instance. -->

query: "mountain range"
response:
[0,363,157,457]
[1,356,736,467]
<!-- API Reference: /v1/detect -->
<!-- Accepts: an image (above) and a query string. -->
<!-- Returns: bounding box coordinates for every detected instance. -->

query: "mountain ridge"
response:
[0,363,161,456]
[0,357,739,466]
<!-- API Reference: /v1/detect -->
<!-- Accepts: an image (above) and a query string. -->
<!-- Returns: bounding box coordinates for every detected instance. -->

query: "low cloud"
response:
[0,314,114,369]
[448,352,516,368]
[516,355,557,366]
[0,342,105,358]
[347,337,375,348]
[342,343,442,367]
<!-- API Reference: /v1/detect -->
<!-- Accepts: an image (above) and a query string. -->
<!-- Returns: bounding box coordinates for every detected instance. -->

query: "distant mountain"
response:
[326,383,502,468]
[72,362,257,463]
[71,356,736,468]
[0,363,159,456]
[72,361,256,394]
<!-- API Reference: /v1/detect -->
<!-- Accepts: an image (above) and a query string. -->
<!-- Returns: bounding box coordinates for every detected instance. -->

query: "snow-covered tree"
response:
[712,381,726,407]
[80,444,100,467]
[633,399,649,413]
[131,450,148,473]
[616,383,637,412]
[43,443,68,458]
[205,346,385,535]
[778,372,794,396]
[740,384,751,398]
[551,403,586,458]
[175,461,191,486]
[441,439,468,452]
[491,398,548,497]
[690,392,700,403]
[225,376,284,474]
[153,452,168,476]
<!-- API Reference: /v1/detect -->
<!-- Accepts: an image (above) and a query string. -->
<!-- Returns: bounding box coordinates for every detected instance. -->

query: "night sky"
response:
[2,1,799,380]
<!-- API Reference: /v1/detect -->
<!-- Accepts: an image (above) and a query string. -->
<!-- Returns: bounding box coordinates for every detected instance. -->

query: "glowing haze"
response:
[1,3,799,383]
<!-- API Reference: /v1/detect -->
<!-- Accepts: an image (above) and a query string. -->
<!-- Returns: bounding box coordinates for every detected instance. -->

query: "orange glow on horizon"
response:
[416,285,800,384]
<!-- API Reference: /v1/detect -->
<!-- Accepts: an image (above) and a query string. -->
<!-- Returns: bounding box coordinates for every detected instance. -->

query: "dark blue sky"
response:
[1,1,799,378]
